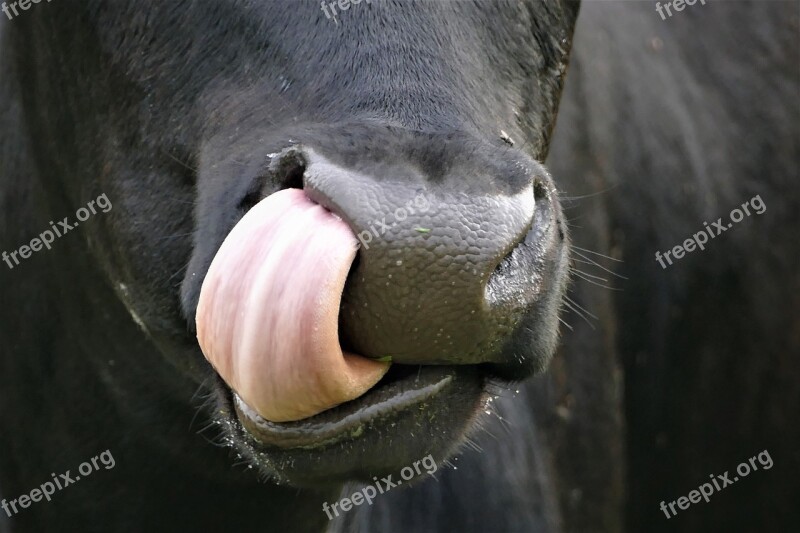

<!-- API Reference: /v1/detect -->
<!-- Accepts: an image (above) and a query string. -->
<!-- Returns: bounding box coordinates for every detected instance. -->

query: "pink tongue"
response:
[196,188,389,422]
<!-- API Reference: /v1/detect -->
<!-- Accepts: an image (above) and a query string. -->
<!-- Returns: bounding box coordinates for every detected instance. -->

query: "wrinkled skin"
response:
[1,1,798,533]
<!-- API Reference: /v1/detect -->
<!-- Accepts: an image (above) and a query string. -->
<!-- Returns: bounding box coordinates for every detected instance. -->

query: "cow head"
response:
[14,0,578,486]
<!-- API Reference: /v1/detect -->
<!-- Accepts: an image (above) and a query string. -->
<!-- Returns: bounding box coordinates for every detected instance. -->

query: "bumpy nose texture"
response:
[302,149,536,365]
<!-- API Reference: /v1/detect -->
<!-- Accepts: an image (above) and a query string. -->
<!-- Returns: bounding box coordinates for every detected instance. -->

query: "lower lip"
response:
[234,365,468,449]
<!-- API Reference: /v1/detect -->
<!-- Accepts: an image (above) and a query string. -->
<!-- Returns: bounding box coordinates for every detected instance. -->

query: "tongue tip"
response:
[341,354,392,391]
[249,358,392,423]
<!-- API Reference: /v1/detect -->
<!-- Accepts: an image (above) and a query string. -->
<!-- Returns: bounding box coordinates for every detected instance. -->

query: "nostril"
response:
[486,178,555,307]
[237,150,307,212]
[534,178,549,201]
[272,150,306,190]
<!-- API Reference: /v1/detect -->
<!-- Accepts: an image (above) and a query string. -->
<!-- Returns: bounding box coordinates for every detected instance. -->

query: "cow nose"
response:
[299,147,544,365]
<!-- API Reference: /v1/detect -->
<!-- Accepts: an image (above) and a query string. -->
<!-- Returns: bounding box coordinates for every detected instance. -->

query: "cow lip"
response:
[231,365,471,450]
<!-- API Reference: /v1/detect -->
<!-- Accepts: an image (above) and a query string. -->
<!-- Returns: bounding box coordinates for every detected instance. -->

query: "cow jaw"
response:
[195,188,389,423]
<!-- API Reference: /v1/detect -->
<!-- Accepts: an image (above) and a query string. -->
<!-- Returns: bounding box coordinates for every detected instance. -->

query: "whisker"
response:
[572,272,622,291]
[560,184,620,202]
[168,263,190,285]
[562,299,595,329]
[564,294,598,320]
[155,231,195,242]
[571,268,609,284]
[463,436,483,453]
[189,381,214,430]
[163,149,198,172]
[572,245,623,262]
[558,316,574,331]
[572,250,628,280]
[482,380,517,399]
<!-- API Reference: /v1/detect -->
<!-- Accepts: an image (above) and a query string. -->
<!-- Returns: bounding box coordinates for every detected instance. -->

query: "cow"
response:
[0,0,797,532]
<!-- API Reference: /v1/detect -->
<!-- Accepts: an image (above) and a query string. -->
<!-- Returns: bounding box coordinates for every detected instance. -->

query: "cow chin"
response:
[211,366,485,487]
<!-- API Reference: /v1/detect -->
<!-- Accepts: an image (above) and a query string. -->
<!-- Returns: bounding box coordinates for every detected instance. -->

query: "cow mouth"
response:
[232,364,483,450]
[192,175,566,483]
[213,361,485,486]
[195,188,487,461]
